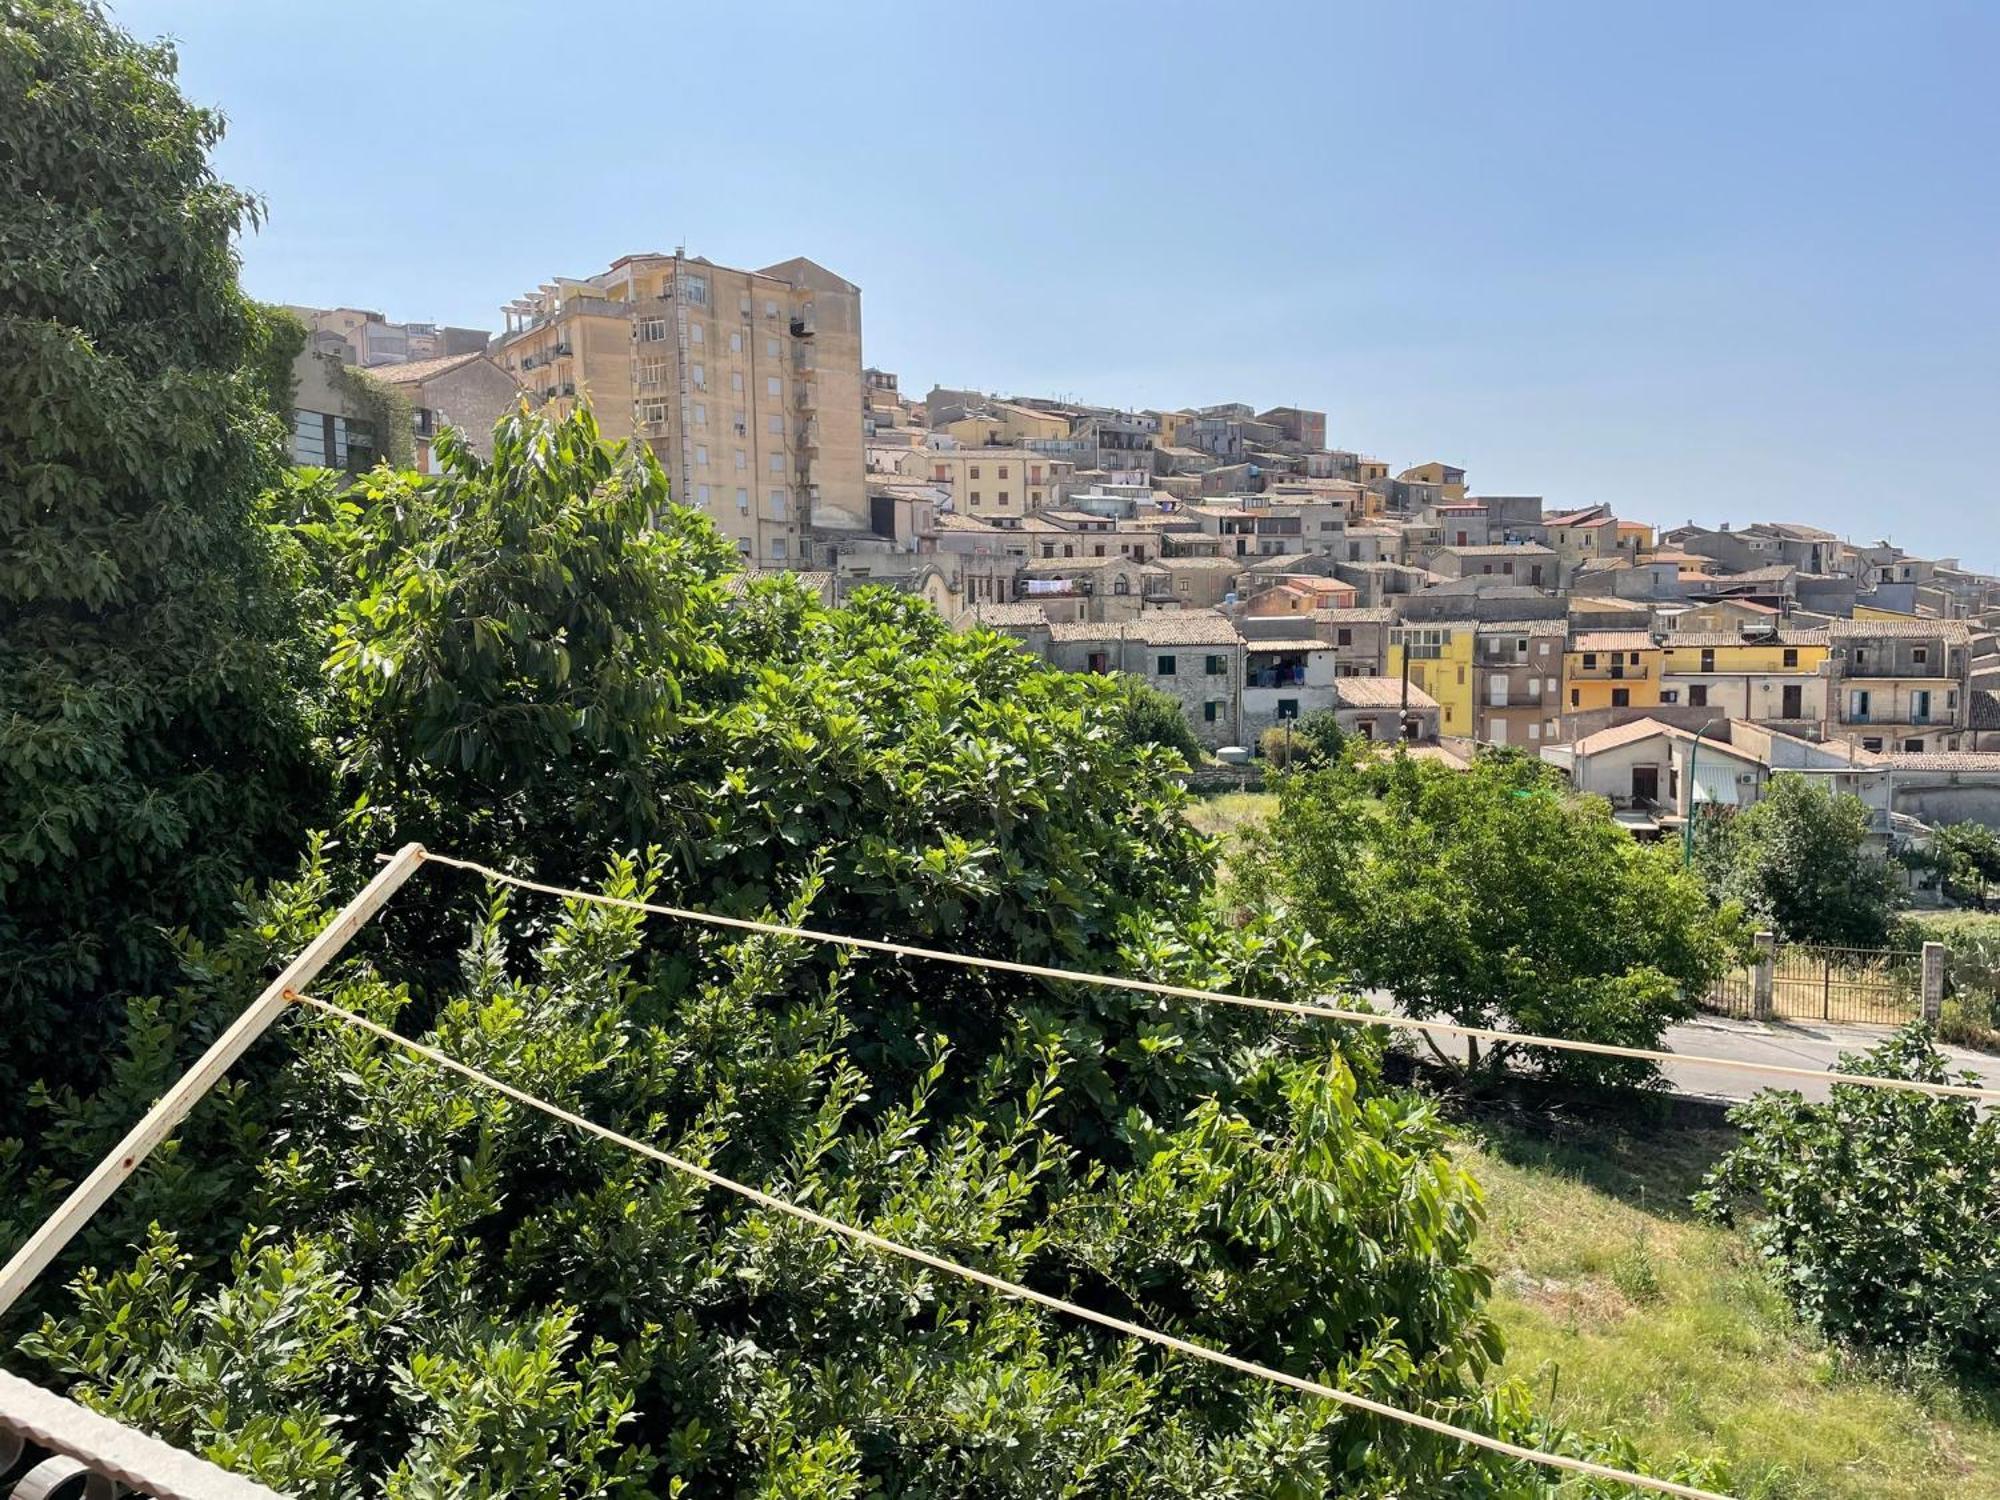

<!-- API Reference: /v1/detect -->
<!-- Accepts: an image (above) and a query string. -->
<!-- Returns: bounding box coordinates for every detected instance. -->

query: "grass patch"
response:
[1462,1112,2000,1498]
[1185,790,1276,839]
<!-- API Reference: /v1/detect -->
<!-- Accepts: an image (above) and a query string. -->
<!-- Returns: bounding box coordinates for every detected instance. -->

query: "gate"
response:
[1772,944,1922,1024]
[1702,941,1924,1024]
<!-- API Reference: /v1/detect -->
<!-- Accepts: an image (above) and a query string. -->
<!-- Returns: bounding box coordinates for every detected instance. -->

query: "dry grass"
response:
[1462,1116,2000,1498]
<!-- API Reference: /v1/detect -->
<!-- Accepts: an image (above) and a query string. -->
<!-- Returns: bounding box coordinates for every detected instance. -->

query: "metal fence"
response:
[1702,941,1925,1025]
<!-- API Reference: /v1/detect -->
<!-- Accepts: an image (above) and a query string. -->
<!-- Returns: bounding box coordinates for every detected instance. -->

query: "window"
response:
[696,483,710,505]
[1570,688,1581,707]
[692,402,706,426]
[1277,699,1300,720]
[1041,544,1055,559]
[638,359,669,386]
[1862,736,1883,752]
[688,321,704,345]
[1112,575,1128,595]
[764,299,779,318]
[1782,647,1798,668]
[729,331,743,353]
[691,363,706,388]
[1157,655,1177,676]
[1205,654,1226,675]
[1905,738,1924,751]
[769,453,785,473]
[771,538,787,561]
[1914,646,1929,666]
[769,488,786,519]
[740,293,752,314]
[970,465,981,480]
[735,487,748,512]
[1583,652,1598,668]
[1176,577,1190,593]
[1688,684,1708,707]
[639,317,668,342]
[998,466,1010,479]
[641,400,667,425]
[694,444,709,467]
[731,371,744,394]
[683,276,708,305]
[970,491,981,506]
[766,377,782,397]
[1629,651,1640,664]
[1700,647,1716,672]
[766,337,780,358]
[1337,628,1353,646]
[734,449,747,470]
[1203,702,1220,723]
[1661,689,1680,704]
[1611,687,1631,707]
[1850,688,1871,720]
[768,414,784,434]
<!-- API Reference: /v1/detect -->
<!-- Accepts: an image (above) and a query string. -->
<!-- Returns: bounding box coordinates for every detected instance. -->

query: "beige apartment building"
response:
[493,251,865,567]
[900,447,1075,513]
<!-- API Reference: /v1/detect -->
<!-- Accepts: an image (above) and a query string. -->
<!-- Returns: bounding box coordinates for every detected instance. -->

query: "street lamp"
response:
[1682,715,1723,868]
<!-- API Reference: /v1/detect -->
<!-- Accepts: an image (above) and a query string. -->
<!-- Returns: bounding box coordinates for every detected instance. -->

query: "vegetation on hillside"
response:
[1235,750,1743,1087]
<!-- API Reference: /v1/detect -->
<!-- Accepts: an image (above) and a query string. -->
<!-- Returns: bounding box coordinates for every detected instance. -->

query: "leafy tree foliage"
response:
[1107,673,1203,764]
[1243,751,1742,1086]
[1696,1025,2000,1374]
[1927,820,2000,907]
[13,852,1715,1497]
[0,0,318,1105]
[1695,774,1903,946]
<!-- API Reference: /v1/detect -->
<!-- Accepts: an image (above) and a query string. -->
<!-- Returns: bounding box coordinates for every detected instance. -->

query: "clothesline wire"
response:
[288,988,1730,1500]
[408,849,2000,1106]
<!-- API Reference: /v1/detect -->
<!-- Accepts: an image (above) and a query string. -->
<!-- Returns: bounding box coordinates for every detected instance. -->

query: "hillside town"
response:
[287,254,2000,843]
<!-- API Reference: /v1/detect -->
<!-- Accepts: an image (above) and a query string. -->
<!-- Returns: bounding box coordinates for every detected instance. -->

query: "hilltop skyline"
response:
[117,0,2000,567]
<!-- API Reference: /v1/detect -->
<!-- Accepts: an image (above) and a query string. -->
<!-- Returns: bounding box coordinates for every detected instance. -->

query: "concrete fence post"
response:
[1753,930,1776,1020]
[1922,940,1946,1023]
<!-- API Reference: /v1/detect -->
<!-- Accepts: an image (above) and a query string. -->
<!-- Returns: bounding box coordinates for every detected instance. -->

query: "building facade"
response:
[1471,619,1566,748]
[1388,621,1477,739]
[493,251,865,568]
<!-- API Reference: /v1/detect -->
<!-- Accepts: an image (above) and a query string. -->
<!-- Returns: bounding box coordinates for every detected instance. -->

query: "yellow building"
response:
[1564,630,1662,715]
[1398,461,1468,501]
[937,401,1070,448]
[1388,622,1477,737]
[898,447,1075,514]
[1659,629,1829,728]
[493,250,866,569]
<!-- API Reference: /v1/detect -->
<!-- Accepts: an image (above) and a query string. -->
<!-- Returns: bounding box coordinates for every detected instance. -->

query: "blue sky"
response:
[119,1,1999,566]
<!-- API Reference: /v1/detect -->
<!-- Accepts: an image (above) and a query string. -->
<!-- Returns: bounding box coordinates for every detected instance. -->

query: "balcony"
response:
[793,383,817,410]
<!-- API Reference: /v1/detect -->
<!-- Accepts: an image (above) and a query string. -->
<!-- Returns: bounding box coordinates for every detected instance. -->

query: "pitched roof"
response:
[1875,751,2000,772]
[1829,617,1973,642]
[1435,542,1556,557]
[1153,555,1245,571]
[1333,676,1439,710]
[1304,608,1400,624]
[1660,629,1828,647]
[1571,630,1660,651]
[1972,689,2000,731]
[1569,717,1760,759]
[1476,618,1569,635]
[1243,637,1330,653]
[1049,612,1242,646]
[361,351,493,385]
[964,603,1051,628]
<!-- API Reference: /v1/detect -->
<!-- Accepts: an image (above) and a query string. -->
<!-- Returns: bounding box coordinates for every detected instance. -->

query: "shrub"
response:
[1695,774,1903,946]
[1696,1024,2000,1373]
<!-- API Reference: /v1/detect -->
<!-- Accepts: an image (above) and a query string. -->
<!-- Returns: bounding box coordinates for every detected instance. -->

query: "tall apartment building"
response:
[493,251,865,568]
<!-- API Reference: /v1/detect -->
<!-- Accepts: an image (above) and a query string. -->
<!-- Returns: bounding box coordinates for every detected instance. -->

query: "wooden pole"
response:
[0,844,427,1316]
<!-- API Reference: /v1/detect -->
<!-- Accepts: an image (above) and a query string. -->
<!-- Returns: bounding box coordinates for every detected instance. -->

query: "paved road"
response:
[1384,999,2000,1103]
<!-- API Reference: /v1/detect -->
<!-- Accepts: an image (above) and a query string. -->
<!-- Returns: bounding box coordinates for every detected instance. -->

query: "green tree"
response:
[1106,672,1203,764]
[14,850,1714,1497]
[0,0,318,1103]
[1249,753,1742,1086]
[1696,773,1903,945]
[1928,820,2000,907]
[1697,1024,2000,1374]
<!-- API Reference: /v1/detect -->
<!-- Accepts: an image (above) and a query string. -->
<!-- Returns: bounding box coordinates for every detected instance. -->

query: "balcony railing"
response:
[2,1368,287,1500]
